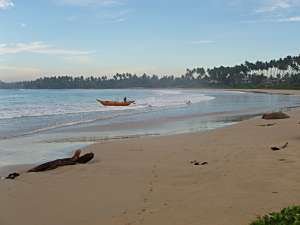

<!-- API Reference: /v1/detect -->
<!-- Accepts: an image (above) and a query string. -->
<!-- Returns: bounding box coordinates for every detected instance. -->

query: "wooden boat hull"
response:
[97,99,135,106]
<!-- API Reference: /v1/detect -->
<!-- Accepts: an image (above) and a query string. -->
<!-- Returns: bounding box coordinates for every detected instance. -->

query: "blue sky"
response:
[0,0,300,81]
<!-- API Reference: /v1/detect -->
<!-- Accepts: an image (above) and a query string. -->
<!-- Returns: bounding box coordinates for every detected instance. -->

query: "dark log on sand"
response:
[262,112,290,120]
[27,159,77,172]
[4,150,94,179]
[76,153,94,164]
[28,150,94,173]
[5,172,20,179]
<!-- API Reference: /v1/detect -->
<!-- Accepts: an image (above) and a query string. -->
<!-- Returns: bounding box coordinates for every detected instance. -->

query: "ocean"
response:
[0,88,300,167]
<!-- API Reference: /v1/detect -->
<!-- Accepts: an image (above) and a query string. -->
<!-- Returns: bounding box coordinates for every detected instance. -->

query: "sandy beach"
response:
[2,0,300,223]
[0,94,300,225]
[228,88,300,95]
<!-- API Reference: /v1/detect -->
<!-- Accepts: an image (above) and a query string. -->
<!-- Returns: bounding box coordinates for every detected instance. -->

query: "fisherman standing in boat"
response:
[124,97,127,102]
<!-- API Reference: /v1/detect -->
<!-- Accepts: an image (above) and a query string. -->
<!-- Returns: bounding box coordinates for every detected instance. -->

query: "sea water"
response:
[0,89,299,166]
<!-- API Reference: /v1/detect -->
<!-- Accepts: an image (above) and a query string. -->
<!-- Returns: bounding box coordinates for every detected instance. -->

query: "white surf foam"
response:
[0,89,215,120]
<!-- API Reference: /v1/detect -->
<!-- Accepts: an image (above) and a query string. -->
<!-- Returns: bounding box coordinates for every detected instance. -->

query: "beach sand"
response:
[228,88,300,95]
[1,94,300,225]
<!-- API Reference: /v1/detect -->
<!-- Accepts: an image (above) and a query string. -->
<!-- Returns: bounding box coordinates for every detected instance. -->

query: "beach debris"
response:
[186,100,192,105]
[262,112,290,120]
[271,142,288,151]
[76,152,94,164]
[190,160,208,166]
[5,172,20,180]
[3,150,94,179]
[257,123,276,127]
[28,150,94,172]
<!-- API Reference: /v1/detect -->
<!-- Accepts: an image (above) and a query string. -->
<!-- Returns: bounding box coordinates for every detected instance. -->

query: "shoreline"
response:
[1,87,299,176]
[0,110,262,176]
[226,88,300,96]
[0,89,300,177]
[1,108,300,224]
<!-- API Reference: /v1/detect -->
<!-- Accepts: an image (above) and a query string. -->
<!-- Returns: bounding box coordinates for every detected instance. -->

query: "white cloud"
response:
[189,40,215,45]
[278,16,300,21]
[0,42,94,56]
[19,23,27,28]
[66,15,77,22]
[0,0,14,10]
[255,0,300,13]
[241,15,300,23]
[66,8,132,24]
[96,9,132,23]
[57,0,122,7]
[241,0,300,23]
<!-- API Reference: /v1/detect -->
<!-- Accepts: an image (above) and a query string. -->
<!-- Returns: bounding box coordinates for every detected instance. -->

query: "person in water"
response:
[124,97,127,102]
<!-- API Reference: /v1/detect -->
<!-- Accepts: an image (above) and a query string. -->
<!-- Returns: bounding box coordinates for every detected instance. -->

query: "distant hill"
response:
[1,54,300,89]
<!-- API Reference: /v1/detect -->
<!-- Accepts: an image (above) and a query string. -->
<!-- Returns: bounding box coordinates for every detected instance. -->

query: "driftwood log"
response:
[4,150,94,179]
[262,112,290,120]
[5,172,20,179]
[28,150,94,173]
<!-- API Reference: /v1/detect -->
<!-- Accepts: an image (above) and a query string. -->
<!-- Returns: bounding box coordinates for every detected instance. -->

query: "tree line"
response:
[1,54,300,89]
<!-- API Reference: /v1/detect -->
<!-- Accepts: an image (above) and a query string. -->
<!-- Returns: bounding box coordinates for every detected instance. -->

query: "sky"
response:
[0,0,300,81]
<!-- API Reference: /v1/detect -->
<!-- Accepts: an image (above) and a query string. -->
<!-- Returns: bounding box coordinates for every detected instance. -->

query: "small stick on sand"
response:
[257,123,276,127]
[271,142,288,151]
[190,160,208,166]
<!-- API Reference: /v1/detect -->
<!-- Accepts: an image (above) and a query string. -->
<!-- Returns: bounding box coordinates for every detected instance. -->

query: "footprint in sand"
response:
[134,164,160,223]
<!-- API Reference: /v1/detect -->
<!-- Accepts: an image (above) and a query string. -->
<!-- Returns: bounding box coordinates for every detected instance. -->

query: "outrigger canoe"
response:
[97,99,135,106]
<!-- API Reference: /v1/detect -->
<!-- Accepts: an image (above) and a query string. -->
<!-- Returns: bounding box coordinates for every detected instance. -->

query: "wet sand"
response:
[228,88,300,95]
[0,106,300,225]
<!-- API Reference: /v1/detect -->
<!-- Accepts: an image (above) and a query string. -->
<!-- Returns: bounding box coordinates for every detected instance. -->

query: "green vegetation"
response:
[250,206,300,225]
[1,54,300,89]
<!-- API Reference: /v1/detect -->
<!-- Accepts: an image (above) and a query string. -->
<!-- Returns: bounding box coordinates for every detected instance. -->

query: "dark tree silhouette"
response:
[1,54,300,89]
